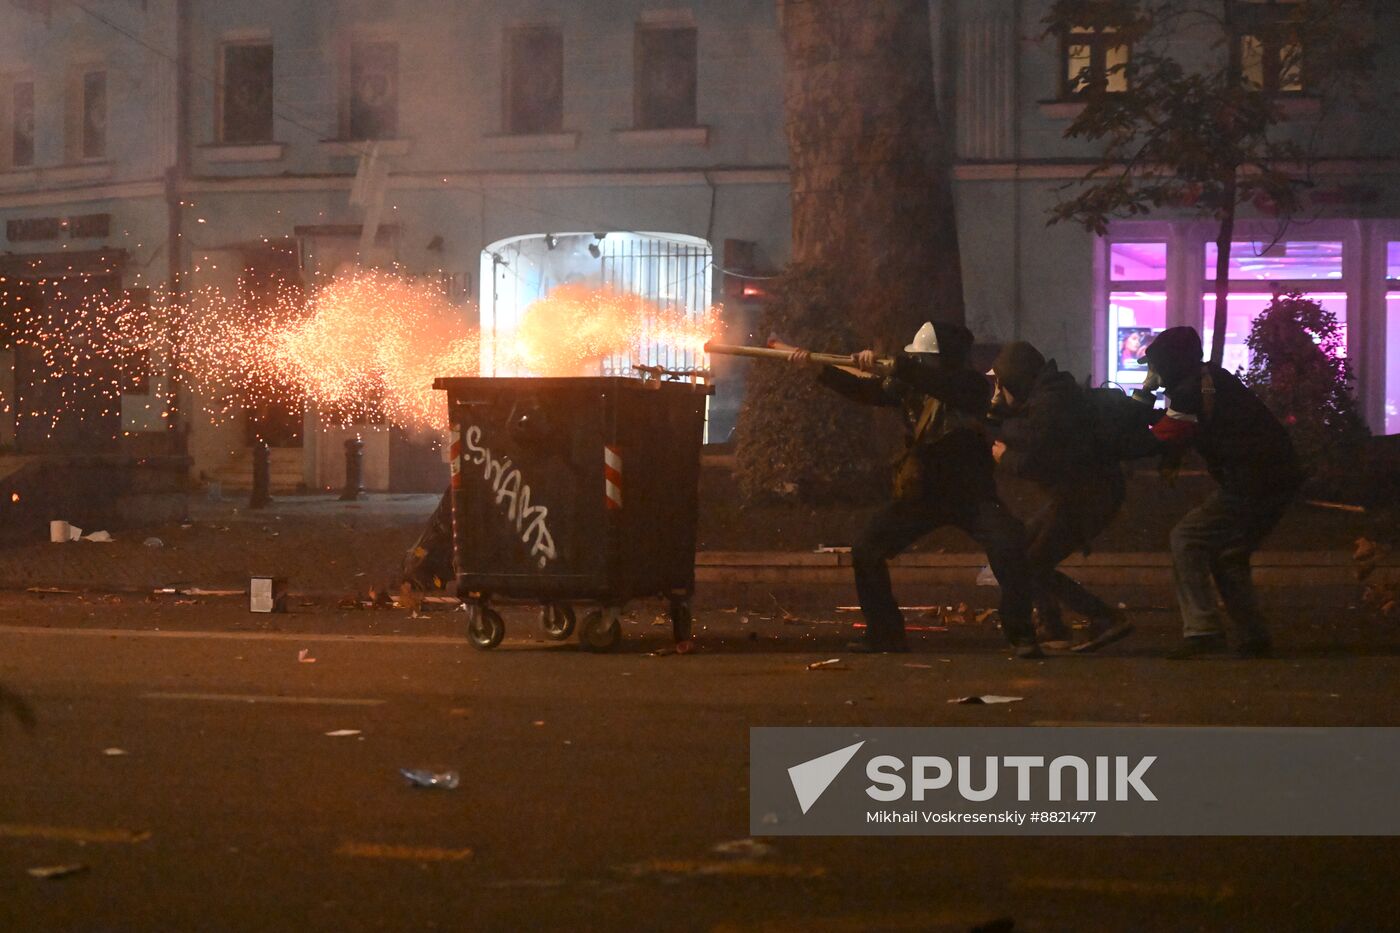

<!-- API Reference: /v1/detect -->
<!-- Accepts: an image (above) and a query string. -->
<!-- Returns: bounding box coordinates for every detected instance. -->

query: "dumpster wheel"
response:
[466,604,506,650]
[579,608,623,653]
[540,604,577,641]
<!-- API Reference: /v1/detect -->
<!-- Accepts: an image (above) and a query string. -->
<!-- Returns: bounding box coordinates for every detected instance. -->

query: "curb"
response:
[694,551,1398,588]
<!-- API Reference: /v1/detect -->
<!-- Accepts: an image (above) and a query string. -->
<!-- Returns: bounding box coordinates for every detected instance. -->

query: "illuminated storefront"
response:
[1097,223,1399,434]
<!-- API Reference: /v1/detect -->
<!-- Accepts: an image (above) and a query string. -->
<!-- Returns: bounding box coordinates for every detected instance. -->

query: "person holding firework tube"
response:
[787,322,1042,658]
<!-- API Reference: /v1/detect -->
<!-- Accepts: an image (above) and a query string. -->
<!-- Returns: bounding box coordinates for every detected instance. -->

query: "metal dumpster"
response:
[434,376,711,652]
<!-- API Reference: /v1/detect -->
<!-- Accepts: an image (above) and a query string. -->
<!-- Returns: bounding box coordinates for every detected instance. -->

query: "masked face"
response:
[989,379,1017,417]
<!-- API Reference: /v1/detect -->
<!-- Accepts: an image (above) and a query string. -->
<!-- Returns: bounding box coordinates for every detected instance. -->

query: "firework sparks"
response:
[497,283,718,376]
[1,269,720,440]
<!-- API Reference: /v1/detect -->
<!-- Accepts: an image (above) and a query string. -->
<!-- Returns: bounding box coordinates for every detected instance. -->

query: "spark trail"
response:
[1,269,719,438]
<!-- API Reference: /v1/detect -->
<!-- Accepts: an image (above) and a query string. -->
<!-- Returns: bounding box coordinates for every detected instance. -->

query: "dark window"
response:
[12,81,34,167]
[635,26,697,129]
[1061,26,1129,97]
[68,213,110,239]
[7,217,62,241]
[221,43,274,143]
[1236,1,1305,94]
[81,70,106,159]
[348,40,398,140]
[505,26,564,135]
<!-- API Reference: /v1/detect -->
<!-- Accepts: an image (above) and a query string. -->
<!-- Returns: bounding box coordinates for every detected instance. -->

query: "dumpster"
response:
[434,376,712,652]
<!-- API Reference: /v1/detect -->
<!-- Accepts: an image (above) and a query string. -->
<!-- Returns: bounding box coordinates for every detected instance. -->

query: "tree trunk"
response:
[1211,177,1236,367]
[1212,0,1241,368]
[732,0,962,503]
[778,0,962,350]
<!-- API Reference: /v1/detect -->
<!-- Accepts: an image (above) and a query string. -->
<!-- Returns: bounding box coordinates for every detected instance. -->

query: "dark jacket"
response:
[997,361,1114,490]
[818,351,996,503]
[1144,327,1302,499]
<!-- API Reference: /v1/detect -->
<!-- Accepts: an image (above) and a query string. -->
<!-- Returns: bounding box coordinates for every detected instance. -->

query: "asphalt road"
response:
[2,593,1399,932]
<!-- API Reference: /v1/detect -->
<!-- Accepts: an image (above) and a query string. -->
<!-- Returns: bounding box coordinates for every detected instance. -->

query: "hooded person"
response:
[790,321,1040,658]
[1140,326,1302,658]
[988,341,1134,653]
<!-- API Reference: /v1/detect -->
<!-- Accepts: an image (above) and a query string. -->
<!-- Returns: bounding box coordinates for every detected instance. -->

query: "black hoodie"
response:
[1143,326,1302,499]
[997,360,1110,489]
[817,322,997,503]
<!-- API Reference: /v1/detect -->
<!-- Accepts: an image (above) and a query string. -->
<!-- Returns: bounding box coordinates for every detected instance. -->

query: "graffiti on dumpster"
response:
[463,425,558,568]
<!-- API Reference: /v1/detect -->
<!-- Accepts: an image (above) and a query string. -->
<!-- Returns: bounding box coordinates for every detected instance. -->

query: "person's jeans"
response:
[1168,489,1292,640]
[1026,473,1126,638]
[852,496,1036,646]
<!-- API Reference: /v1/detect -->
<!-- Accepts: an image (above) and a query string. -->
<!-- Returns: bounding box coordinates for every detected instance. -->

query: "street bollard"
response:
[249,441,272,509]
[340,436,365,501]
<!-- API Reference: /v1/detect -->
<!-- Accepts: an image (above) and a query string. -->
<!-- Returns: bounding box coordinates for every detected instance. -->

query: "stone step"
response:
[208,448,305,492]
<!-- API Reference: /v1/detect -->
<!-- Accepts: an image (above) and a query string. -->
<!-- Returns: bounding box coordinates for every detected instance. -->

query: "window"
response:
[1236,0,1305,94]
[1061,25,1129,97]
[11,80,34,167]
[1106,242,1167,386]
[221,43,274,144]
[635,25,697,129]
[1202,240,1345,376]
[479,232,713,379]
[504,26,563,135]
[1386,242,1399,434]
[347,40,398,140]
[76,69,106,160]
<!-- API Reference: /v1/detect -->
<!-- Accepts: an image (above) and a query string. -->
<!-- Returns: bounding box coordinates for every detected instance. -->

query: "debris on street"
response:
[949,695,1024,705]
[711,838,774,858]
[82,531,113,543]
[27,864,89,880]
[102,747,128,756]
[49,521,82,542]
[807,658,847,671]
[297,649,316,663]
[154,587,244,598]
[400,768,460,790]
[143,537,165,548]
[250,577,289,613]
[325,729,361,737]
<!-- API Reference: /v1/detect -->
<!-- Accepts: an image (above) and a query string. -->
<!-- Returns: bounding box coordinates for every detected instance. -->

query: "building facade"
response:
[1,0,1397,492]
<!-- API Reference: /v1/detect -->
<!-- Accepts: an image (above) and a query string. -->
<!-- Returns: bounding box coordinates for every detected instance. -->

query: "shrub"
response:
[732,265,894,504]
[1241,291,1370,497]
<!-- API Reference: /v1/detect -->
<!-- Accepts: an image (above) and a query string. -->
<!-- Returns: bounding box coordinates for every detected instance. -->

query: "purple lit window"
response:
[1387,243,1399,434]
[1205,240,1343,281]
[1110,242,1166,281]
[1109,291,1167,386]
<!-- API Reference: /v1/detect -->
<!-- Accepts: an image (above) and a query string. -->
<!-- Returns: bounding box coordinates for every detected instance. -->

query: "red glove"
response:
[1151,415,1199,444]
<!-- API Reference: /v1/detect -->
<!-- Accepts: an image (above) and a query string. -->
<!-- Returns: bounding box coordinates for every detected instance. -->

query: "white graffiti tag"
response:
[463,424,557,568]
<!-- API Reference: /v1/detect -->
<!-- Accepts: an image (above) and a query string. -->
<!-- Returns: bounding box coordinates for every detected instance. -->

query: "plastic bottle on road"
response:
[400,768,460,789]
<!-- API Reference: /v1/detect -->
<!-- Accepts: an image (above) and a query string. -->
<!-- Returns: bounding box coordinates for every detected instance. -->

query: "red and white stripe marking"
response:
[604,445,623,511]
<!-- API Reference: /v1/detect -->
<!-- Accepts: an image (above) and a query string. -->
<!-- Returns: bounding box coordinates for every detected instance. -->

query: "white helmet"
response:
[904,321,940,355]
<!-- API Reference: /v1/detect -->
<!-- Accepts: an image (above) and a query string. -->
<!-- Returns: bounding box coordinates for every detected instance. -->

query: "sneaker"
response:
[845,638,909,655]
[1166,634,1228,660]
[1071,617,1135,654]
[1013,642,1046,660]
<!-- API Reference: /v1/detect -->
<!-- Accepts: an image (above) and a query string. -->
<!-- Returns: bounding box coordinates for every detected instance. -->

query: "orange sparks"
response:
[0,269,721,437]
[498,283,718,376]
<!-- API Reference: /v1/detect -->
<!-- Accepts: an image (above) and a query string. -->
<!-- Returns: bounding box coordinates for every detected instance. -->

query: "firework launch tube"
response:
[703,342,893,370]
